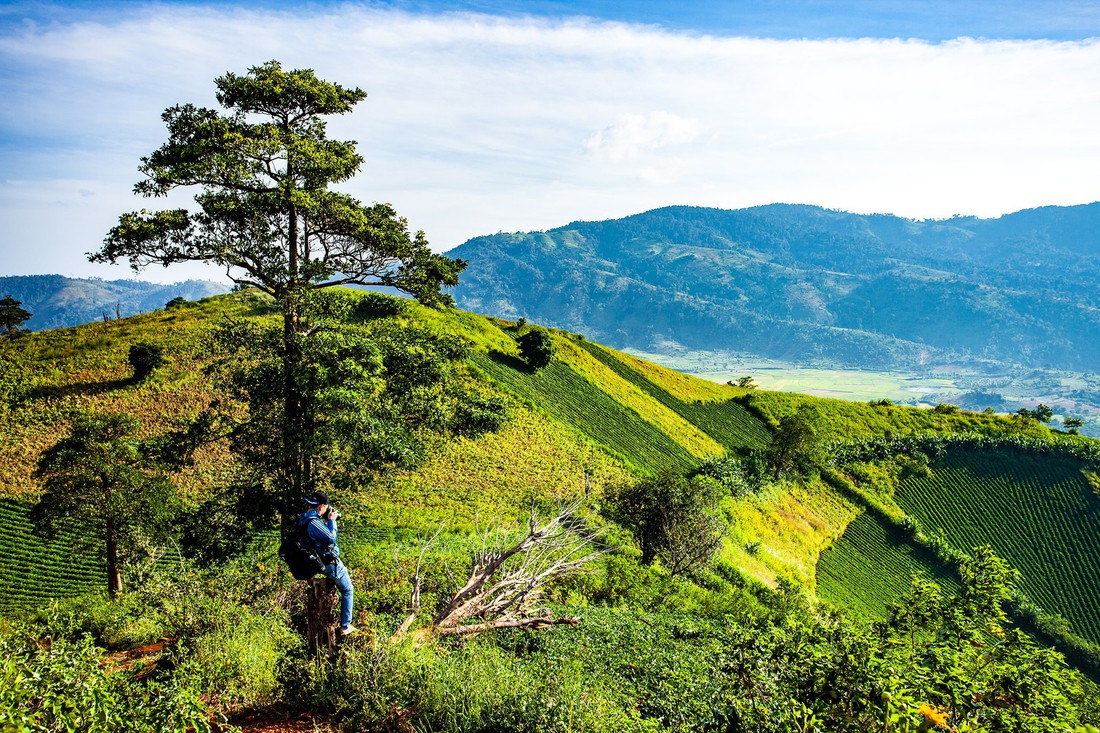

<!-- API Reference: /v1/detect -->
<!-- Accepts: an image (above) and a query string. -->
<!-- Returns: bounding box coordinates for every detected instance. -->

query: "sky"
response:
[2,1,1099,282]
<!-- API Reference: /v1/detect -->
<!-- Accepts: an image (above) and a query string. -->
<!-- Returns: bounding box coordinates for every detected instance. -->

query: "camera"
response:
[326,506,340,520]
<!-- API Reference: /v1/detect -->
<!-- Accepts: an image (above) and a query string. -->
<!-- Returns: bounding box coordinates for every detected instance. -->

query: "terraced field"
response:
[472,352,697,474]
[817,512,961,618]
[578,342,771,453]
[894,448,1100,644]
[0,500,106,615]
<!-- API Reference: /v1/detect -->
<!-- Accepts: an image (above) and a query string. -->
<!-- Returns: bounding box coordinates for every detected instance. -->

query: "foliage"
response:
[127,342,163,381]
[517,326,556,370]
[163,296,188,310]
[0,624,229,732]
[691,455,765,497]
[0,295,31,339]
[765,404,826,479]
[607,471,727,574]
[32,411,181,596]
[91,59,466,514]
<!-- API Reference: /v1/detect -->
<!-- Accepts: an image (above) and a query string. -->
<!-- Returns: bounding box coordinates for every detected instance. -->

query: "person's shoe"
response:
[339,625,358,637]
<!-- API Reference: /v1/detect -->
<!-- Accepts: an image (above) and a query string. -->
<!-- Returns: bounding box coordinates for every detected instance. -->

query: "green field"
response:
[894,448,1100,644]
[578,342,771,453]
[817,512,961,619]
[0,500,106,615]
[472,352,697,474]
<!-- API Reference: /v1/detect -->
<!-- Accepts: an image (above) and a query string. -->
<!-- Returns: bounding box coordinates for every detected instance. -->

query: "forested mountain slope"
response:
[449,203,1100,371]
[0,274,229,331]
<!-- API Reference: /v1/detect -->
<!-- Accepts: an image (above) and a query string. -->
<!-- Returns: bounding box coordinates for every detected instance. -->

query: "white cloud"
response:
[1,8,1099,281]
[586,111,701,161]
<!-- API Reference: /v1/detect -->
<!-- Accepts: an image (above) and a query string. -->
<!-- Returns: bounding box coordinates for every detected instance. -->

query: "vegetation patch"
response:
[894,447,1100,644]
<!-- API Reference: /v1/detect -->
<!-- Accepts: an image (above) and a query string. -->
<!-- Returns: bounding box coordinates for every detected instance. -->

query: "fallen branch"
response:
[394,499,604,641]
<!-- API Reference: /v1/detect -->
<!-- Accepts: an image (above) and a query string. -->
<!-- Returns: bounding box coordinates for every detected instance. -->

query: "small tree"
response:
[607,471,726,574]
[1063,416,1084,434]
[732,376,756,389]
[764,405,825,479]
[33,412,179,596]
[0,295,31,339]
[128,343,164,381]
[518,327,555,370]
[164,296,187,310]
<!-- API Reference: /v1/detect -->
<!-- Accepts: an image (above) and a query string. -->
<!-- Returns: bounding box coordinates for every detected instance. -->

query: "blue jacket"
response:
[299,509,340,563]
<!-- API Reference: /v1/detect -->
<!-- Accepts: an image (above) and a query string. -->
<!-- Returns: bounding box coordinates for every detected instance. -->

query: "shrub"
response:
[518,327,555,370]
[353,291,408,319]
[164,296,188,309]
[933,403,959,414]
[128,342,164,381]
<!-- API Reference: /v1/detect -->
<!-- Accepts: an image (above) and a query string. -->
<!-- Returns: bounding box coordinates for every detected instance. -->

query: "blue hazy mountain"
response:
[448,203,1100,371]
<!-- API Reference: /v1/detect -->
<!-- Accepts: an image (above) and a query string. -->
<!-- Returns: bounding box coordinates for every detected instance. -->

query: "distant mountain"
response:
[448,203,1100,371]
[0,275,230,331]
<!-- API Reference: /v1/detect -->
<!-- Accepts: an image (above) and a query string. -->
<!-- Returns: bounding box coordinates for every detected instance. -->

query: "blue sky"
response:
[2,1,1099,281]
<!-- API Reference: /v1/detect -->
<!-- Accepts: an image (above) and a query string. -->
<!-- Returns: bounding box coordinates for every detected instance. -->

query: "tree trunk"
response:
[106,525,122,597]
[305,576,339,657]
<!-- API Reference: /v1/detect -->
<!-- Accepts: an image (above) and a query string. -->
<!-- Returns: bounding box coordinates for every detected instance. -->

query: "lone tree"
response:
[607,471,727,574]
[33,412,178,596]
[518,327,555,370]
[0,295,30,339]
[91,61,465,516]
[764,405,825,479]
[128,342,164,381]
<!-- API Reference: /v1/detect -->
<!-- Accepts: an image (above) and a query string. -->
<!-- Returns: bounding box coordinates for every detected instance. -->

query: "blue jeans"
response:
[325,560,354,629]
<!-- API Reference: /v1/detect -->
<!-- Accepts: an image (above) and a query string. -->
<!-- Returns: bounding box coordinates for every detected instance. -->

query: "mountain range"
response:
[0,275,229,331]
[449,203,1100,372]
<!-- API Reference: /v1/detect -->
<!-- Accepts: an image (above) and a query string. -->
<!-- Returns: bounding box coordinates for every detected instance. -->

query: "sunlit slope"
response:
[818,513,962,617]
[896,449,1100,643]
[0,291,770,507]
[818,446,1100,647]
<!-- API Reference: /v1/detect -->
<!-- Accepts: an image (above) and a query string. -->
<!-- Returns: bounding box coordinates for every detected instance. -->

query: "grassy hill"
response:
[0,290,1082,608]
[4,290,1100,730]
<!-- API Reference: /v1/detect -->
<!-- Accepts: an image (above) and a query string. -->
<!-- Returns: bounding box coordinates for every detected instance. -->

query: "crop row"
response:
[578,342,771,452]
[472,353,695,475]
[0,500,106,615]
[894,449,1100,644]
[817,512,961,619]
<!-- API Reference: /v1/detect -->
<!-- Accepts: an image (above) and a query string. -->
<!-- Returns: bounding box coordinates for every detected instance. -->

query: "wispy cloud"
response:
[1,6,1098,281]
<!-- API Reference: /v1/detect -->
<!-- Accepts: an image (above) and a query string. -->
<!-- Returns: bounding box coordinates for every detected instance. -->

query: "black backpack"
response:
[279,521,326,580]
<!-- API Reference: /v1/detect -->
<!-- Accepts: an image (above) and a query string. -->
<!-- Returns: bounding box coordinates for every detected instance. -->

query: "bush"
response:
[933,403,959,414]
[353,291,408,319]
[607,471,727,575]
[518,327,555,370]
[0,625,227,732]
[164,296,188,309]
[128,342,164,381]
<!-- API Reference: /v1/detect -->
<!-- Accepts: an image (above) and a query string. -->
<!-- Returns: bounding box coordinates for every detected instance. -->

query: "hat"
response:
[305,490,330,506]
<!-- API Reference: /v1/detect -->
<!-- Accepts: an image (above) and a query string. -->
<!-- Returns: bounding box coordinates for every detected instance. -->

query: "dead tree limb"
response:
[395,500,604,641]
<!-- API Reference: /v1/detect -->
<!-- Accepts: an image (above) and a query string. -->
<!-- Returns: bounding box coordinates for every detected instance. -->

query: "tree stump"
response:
[305,576,338,656]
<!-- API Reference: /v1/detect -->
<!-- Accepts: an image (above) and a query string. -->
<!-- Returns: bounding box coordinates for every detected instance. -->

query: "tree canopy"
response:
[93,61,464,308]
[91,61,468,513]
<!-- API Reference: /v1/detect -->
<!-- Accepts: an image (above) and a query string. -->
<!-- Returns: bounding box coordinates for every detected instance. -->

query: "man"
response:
[300,490,356,636]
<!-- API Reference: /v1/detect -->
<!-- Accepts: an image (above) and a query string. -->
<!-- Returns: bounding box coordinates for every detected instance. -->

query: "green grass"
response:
[817,512,961,619]
[471,353,695,475]
[578,341,771,453]
[894,448,1100,644]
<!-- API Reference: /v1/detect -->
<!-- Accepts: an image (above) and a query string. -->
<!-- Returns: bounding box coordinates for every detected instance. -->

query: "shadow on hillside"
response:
[22,377,133,403]
[485,349,533,373]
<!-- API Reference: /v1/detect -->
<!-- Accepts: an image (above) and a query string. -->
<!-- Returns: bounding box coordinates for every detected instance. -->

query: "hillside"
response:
[3,291,1100,730]
[448,203,1100,373]
[0,274,229,331]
